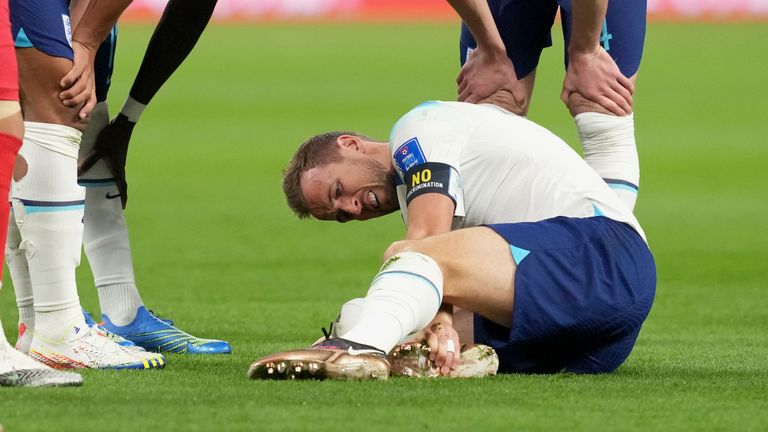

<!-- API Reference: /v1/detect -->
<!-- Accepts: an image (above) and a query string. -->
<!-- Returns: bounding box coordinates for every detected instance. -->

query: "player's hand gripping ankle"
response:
[425,314,461,376]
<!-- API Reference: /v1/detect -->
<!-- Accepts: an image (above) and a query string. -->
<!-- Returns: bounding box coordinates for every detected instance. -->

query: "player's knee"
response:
[480,89,529,116]
[382,240,446,274]
[382,240,414,262]
[564,91,628,117]
[13,154,27,182]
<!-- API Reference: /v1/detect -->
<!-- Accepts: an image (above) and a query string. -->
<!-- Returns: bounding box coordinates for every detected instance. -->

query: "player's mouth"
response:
[367,190,380,209]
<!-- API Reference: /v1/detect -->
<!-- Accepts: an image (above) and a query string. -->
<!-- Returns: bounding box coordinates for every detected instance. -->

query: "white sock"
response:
[13,122,87,339]
[5,214,35,331]
[575,112,639,211]
[78,102,143,326]
[331,297,366,338]
[340,252,443,353]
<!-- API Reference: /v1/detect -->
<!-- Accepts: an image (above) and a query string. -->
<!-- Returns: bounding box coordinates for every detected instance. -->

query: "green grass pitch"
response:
[1,22,767,431]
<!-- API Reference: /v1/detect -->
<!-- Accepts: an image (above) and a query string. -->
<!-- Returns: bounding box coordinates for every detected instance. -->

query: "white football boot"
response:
[28,323,165,370]
[0,339,83,387]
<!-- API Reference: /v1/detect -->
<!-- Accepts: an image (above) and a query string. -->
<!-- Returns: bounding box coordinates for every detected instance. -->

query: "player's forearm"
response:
[446,0,506,55]
[128,0,218,105]
[72,0,133,50]
[405,194,455,240]
[567,0,608,55]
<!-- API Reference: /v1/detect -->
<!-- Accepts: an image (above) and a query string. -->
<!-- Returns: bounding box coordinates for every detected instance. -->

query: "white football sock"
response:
[13,122,87,339]
[5,214,35,331]
[79,102,143,326]
[575,112,639,211]
[331,297,366,338]
[340,252,443,353]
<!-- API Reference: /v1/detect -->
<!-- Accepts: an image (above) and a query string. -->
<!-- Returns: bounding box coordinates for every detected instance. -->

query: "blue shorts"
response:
[94,27,117,102]
[10,0,73,60]
[460,0,647,78]
[475,216,656,374]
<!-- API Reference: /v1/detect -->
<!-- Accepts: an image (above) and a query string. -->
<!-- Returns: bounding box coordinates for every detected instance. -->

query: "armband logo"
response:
[393,137,426,174]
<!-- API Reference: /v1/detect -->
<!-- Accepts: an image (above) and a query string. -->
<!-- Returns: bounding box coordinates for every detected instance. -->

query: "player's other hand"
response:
[561,47,634,116]
[78,113,135,208]
[60,40,97,120]
[424,319,461,376]
[457,48,527,115]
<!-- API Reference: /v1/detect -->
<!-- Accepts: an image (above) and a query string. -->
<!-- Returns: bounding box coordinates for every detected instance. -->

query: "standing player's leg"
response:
[78,28,231,355]
[7,0,162,369]
[77,27,148,330]
[559,0,647,210]
[0,0,82,386]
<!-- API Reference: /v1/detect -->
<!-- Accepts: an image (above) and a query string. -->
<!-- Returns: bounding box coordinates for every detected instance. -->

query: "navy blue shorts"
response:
[10,0,73,60]
[9,0,115,101]
[460,0,647,78]
[94,26,117,102]
[475,216,656,374]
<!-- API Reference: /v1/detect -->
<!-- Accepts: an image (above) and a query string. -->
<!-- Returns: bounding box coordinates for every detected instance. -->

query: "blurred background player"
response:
[0,0,82,386]
[62,0,231,354]
[5,0,163,369]
[448,0,644,210]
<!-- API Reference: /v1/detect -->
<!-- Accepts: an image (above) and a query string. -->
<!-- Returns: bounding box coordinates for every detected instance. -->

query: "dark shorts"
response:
[9,0,115,101]
[94,26,117,102]
[475,216,656,374]
[10,0,73,60]
[459,0,647,78]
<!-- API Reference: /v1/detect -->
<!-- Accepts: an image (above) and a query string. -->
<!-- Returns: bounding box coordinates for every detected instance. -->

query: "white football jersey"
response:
[389,101,646,241]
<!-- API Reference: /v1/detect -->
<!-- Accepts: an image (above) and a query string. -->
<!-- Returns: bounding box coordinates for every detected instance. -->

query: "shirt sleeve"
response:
[390,102,467,219]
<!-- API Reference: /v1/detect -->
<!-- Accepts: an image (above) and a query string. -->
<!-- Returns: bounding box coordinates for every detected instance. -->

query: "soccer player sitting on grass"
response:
[249,100,656,380]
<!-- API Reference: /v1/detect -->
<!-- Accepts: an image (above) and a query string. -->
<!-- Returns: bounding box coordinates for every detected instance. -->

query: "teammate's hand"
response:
[424,319,461,376]
[457,48,527,115]
[78,113,135,208]
[561,47,634,116]
[60,40,97,120]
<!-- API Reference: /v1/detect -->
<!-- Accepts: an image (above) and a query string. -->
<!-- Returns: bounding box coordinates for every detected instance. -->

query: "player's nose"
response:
[340,196,362,215]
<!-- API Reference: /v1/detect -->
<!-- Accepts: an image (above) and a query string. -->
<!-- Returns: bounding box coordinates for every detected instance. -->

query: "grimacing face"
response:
[300,156,398,222]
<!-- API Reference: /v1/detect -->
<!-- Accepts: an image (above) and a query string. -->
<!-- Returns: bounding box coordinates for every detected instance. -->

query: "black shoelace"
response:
[320,321,334,341]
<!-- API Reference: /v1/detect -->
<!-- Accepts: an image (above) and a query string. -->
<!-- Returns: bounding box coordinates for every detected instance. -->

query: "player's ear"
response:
[337,135,364,153]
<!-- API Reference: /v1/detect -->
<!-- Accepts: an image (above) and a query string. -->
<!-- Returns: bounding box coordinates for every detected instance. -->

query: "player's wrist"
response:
[475,40,507,59]
[567,40,601,57]
[119,96,146,123]
[71,39,99,58]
